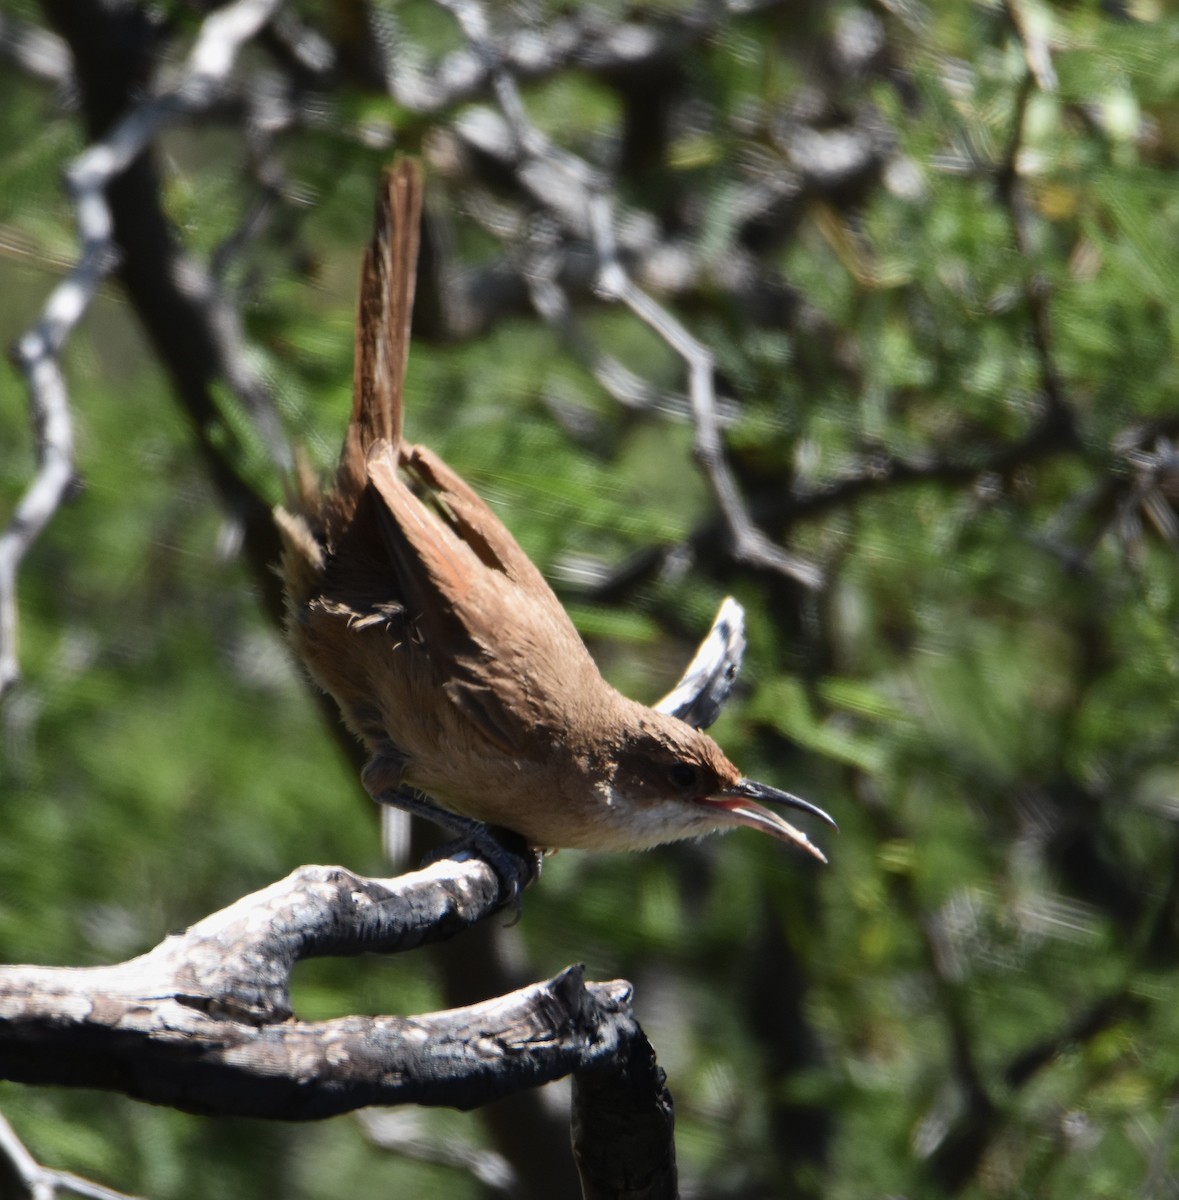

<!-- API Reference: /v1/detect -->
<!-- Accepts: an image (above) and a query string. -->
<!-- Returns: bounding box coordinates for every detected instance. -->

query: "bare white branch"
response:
[2,0,285,696]
[1003,0,1058,94]
[357,1109,519,1196]
[433,0,822,590]
[589,198,823,587]
[0,1112,146,1200]
[0,15,71,86]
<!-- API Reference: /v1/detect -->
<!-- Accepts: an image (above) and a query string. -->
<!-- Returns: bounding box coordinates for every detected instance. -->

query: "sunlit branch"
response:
[434,0,822,590]
[1,0,287,696]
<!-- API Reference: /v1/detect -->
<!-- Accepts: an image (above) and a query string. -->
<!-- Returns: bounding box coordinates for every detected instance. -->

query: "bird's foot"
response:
[371,783,539,910]
[429,823,541,919]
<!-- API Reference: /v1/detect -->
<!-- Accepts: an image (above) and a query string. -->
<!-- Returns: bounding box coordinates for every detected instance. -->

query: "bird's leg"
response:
[377,787,541,908]
[425,821,542,918]
[363,753,539,906]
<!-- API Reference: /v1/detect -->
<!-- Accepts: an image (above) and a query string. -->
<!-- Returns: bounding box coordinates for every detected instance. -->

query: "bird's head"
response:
[599,710,835,860]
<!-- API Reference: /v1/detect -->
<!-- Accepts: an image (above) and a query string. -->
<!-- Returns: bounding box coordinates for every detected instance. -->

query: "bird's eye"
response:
[669,763,698,791]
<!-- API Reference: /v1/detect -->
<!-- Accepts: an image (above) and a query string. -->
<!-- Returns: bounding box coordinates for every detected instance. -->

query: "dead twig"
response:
[2,0,289,697]
[0,1110,146,1200]
[434,0,822,590]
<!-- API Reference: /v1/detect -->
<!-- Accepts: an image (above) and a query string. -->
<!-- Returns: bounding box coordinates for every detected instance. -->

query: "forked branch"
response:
[0,856,676,1198]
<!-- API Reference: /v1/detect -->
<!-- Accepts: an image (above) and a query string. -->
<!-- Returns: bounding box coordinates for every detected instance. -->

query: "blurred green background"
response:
[3,0,1179,1196]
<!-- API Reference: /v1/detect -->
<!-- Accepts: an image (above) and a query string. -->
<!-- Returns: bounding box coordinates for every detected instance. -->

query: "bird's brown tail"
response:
[275,160,423,603]
[337,158,423,499]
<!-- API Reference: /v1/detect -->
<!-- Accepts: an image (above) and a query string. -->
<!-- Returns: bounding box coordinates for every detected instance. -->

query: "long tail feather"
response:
[339,159,423,497]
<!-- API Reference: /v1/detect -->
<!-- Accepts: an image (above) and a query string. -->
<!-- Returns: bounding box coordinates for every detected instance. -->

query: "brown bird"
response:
[275,161,833,862]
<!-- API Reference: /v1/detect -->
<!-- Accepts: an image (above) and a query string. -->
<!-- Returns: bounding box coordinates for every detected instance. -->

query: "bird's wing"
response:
[366,444,602,738]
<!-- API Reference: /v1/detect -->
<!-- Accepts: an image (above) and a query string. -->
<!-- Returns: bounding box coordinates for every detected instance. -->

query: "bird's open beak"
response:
[698,778,836,863]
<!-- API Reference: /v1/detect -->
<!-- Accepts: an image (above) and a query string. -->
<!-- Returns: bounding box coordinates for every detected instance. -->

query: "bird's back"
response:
[275,160,612,827]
